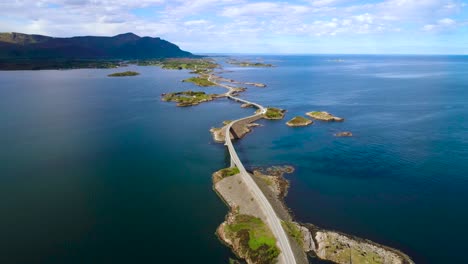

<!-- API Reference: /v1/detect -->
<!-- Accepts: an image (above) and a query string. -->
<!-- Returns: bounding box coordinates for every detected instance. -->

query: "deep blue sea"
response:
[0,55,467,263]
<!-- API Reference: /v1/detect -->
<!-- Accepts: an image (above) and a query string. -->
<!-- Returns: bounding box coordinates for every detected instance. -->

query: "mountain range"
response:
[0,32,193,60]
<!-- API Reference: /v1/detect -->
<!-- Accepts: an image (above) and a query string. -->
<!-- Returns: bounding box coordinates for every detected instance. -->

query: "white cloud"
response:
[0,0,466,53]
[423,17,457,31]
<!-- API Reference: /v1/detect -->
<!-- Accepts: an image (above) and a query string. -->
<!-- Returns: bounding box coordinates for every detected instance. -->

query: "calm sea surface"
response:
[0,55,467,263]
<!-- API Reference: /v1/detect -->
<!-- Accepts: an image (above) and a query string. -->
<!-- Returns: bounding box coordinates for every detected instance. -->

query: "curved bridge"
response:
[209,74,297,264]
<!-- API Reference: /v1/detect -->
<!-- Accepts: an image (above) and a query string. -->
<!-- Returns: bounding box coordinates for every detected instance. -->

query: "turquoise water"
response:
[0,56,467,263]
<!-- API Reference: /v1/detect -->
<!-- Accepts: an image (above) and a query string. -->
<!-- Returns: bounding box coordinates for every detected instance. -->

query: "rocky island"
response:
[260,107,286,120]
[286,116,313,127]
[335,131,353,137]
[108,71,139,77]
[227,59,274,68]
[306,111,344,122]
[182,76,216,86]
[161,91,221,106]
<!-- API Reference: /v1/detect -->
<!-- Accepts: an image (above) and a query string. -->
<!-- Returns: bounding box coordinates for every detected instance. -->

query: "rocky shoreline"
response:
[214,165,414,264]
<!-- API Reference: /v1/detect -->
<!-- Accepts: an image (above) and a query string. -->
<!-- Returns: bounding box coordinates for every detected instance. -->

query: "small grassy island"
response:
[161,91,220,107]
[182,76,216,87]
[228,59,273,68]
[162,58,217,72]
[306,111,344,122]
[108,71,139,77]
[223,214,280,264]
[260,107,286,120]
[286,116,313,127]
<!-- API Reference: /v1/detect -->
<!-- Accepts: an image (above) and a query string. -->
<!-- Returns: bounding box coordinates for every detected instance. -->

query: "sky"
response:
[0,0,467,54]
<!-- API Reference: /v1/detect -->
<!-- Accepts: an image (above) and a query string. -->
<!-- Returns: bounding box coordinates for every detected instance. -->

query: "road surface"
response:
[209,74,297,264]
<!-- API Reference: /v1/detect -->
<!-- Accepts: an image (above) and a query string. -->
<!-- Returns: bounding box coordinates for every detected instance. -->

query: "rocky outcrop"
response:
[245,82,267,88]
[306,111,344,122]
[286,116,313,127]
[335,131,353,137]
[300,224,414,264]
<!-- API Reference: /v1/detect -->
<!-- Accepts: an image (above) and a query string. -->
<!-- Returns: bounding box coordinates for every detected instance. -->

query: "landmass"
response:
[214,165,414,264]
[0,32,194,70]
[161,91,222,106]
[108,71,139,77]
[210,117,261,143]
[161,58,217,72]
[245,82,267,88]
[227,59,274,68]
[335,131,353,137]
[260,107,286,120]
[286,116,313,127]
[306,111,344,122]
[182,76,216,86]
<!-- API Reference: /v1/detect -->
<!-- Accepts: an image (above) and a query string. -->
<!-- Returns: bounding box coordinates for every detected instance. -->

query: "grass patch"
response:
[161,58,217,71]
[227,60,273,67]
[162,90,216,106]
[213,167,240,183]
[108,71,139,77]
[286,116,312,127]
[281,221,304,247]
[227,214,280,264]
[219,167,240,177]
[264,107,285,120]
[183,77,216,87]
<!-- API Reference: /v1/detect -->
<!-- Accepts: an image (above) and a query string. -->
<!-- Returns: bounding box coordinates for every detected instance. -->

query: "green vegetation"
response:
[281,221,304,247]
[162,91,218,107]
[286,116,313,127]
[161,58,217,72]
[219,167,240,177]
[108,71,140,77]
[0,59,121,70]
[223,120,233,125]
[183,76,216,87]
[228,59,273,67]
[213,167,240,183]
[0,32,193,66]
[263,107,285,120]
[226,214,280,264]
[134,60,162,66]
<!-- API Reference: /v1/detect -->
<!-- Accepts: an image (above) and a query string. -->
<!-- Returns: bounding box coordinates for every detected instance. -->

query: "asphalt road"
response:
[209,74,297,264]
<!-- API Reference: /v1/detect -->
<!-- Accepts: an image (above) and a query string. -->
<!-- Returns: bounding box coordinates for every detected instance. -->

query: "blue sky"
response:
[0,0,467,54]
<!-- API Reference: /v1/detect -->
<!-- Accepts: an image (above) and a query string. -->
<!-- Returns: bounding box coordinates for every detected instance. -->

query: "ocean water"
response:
[0,55,467,263]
